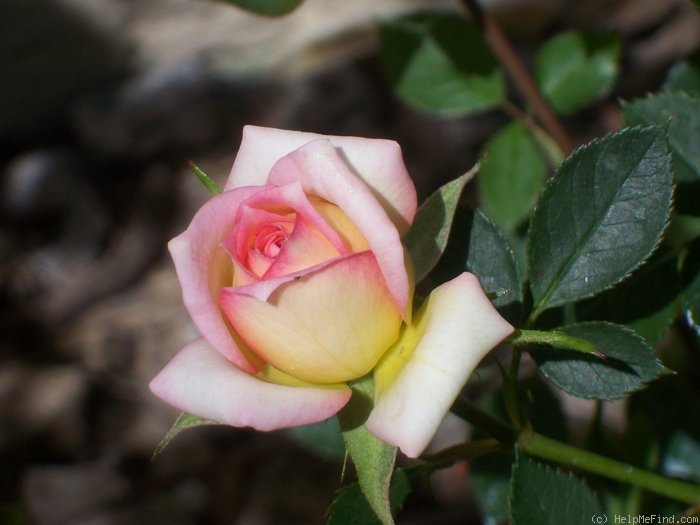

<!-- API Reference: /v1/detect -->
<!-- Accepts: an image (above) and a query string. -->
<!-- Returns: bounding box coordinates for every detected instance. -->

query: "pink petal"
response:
[226,126,417,234]
[169,186,263,373]
[366,273,514,458]
[149,338,352,430]
[220,251,402,385]
[266,139,412,318]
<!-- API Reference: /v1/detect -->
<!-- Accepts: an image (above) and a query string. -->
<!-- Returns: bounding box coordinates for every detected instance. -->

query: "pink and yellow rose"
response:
[149,126,513,458]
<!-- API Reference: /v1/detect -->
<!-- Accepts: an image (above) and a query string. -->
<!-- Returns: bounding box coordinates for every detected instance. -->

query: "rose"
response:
[149,126,513,457]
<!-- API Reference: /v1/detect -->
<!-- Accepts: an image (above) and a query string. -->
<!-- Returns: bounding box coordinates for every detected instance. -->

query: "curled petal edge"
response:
[365,272,514,458]
[149,339,352,431]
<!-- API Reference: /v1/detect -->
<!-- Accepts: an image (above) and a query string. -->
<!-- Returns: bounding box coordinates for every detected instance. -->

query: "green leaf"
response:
[217,0,303,16]
[629,378,700,484]
[682,238,700,334]
[432,206,522,309]
[404,166,477,283]
[284,417,345,458]
[479,121,547,233]
[337,378,397,525]
[623,92,700,182]
[327,469,410,525]
[153,412,219,458]
[380,13,504,117]
[511,452,603,525]
[535,31,620,115]
[471,453,513,525]
[531,322,670,400]
[664,54,700,95]
[575,249,680,344]
[527,126,673,316]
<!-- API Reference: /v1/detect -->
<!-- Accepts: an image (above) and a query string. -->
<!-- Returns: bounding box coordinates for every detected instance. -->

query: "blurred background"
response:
[1,0,698,523]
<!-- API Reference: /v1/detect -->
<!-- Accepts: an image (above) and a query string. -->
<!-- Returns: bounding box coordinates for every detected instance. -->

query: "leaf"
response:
[479,121,547,233]
[404,166,477,283]
[471,453,514,525]
[623,92,700,182]
[663,54,700,95]
[531,322,670,400]
[510,451,603,525]
[380,13,504,117]
[629,378,700,484]
[153,412,220,458]
[337,378,397,525]
[327,469,410,525]
[682,238,700,335]
[217,0,303,16]
[527,126,673,316]
[535,31,620,115]
[432,206,521,309]
[575,249,680,344]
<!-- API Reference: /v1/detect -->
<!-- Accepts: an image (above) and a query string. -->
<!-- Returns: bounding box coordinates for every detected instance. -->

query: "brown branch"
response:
[461,0,574,156]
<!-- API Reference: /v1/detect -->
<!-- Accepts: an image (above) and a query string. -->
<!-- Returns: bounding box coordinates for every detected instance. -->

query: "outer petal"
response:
[366,273,514,458]
[225,125,417,234]
[169,186,263,373]
[149,339,352,430]
[267,139,412,318]
[220,251,402,385]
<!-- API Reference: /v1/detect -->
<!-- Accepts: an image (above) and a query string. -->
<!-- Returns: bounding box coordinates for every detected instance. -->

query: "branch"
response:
[461,0,574,156]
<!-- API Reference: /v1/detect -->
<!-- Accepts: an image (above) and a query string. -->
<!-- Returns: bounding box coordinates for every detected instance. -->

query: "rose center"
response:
[254,223,290,257]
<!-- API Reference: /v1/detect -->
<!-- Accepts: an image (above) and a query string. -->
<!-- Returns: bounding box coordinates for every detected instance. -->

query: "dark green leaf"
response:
[682,238,700,335]
[217,0,303,16]
[404,166,477,283]
[535,31,620,115]
[432,206,521,309]
[527,126,673,315]
[531,322,670,400]
[480,121,547,233]
[575,249,680,344]
[623,92,700,182]
[664,54,700,95]
[153,412,219,458]
[629,378,700,484]
[511,452,603,525]
[338,378,397,525]
[285,417,345,458]
[471,453,514,525]
[327,469,410,525]
[380,13,504,117]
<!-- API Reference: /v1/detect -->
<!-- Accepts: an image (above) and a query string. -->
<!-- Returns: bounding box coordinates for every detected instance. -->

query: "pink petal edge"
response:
[365,273,514,458]
[169,186,262,373]
[226,126,417,234]
[149,338,352,430]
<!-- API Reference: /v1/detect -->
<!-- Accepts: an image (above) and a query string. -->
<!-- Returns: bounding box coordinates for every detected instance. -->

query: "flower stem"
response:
[460,0,573,156]
[451,397,700,504]
[518,431,700,505]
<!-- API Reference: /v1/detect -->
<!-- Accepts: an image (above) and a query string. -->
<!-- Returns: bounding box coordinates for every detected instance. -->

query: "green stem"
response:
[507,329,605,359]
[450,397,700,505]
[501,100,565,166]
[519,432,700,505]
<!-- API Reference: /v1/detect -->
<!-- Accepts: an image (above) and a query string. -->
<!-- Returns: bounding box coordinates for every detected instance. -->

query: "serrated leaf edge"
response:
[526,125,674,314]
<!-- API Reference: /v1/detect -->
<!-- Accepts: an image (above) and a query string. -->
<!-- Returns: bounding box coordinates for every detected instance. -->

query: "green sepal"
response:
[189,160,222,195]
[404,165,477,283]
[337,377,398,525]
[152,412,220,459]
